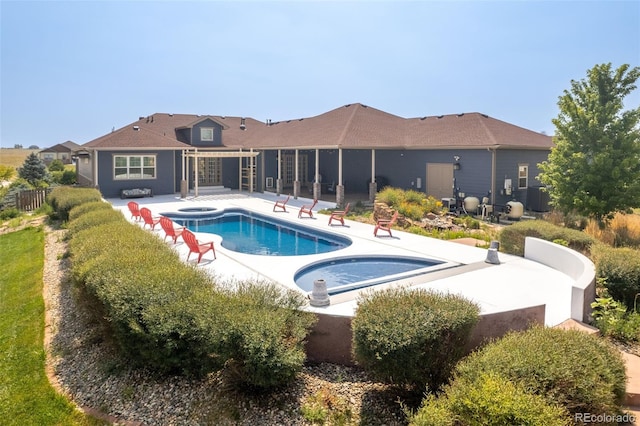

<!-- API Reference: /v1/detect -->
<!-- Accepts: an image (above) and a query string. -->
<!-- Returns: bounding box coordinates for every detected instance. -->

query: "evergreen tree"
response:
[538,63,640,223]
[18,152,50,186]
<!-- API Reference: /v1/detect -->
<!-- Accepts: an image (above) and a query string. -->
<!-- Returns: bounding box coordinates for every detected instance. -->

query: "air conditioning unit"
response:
[266,177,274,188]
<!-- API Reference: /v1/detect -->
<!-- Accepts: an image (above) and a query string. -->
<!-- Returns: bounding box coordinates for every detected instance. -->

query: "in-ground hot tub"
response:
[294,255,457,295]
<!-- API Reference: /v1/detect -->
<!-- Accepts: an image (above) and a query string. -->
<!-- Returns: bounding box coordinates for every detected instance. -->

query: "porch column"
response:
[369,149,377,203]
[194,149,199,197]
[293,149,300,199]
[249,149,254,193]
[180,150,187,198]
[313,148,321,200]
[238,149,243,192]
[336,148,345,208]
[276,149,283,195]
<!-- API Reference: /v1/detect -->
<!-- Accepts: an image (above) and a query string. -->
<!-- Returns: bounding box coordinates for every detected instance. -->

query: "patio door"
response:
[193,158,222,186]
[281,154,308,188]
[426,163,453,199]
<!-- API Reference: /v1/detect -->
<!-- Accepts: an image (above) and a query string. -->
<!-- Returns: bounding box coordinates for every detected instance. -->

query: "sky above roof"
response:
[1,0,638,149]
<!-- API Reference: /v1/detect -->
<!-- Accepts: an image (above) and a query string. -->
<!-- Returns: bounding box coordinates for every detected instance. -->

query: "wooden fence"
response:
[15,188,50,211]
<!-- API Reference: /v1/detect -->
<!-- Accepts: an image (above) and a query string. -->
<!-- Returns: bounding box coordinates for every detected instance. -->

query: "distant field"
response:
[0,149,38,168]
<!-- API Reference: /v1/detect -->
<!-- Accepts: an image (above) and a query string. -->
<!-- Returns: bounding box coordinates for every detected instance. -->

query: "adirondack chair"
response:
[328,203,350,226]
[182,229,216,263]
[273,195,290,212]
[373,211,399,237]
[140,207,161,230]
[298,199,318,218]
[159,216,184,244]
[127,201,141,221]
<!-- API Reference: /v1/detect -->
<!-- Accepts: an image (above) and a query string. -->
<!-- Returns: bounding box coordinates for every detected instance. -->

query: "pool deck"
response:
[111,190,575,326]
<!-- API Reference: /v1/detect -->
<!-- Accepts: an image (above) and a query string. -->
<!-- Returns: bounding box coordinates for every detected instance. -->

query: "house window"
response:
[201,128,214,141]
[114,155,156,180]
[518,164,528,189]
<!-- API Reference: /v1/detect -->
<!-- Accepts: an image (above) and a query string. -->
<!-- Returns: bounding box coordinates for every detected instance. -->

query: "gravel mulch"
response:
[42,224,414,425]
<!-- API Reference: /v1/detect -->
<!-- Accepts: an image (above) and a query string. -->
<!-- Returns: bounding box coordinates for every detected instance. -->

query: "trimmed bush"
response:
[67,203,123,234]
[47,186,102,220]
[591,243,640,310]
[499,220,594,256]
[67,204,316,385]
[454,326,627,418]
[352,287,480,391]
[221,281,317,389]
[408,372,569,426]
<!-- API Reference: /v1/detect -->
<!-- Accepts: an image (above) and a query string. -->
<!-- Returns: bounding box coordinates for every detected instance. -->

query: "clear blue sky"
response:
[1,0,638,149]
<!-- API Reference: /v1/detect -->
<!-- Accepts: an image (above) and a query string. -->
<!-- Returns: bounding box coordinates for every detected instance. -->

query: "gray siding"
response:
[494,149,549,207]
[96,150,177,198]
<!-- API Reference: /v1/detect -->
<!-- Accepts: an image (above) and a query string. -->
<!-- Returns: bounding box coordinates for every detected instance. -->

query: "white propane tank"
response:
[506,201,524,219]
[463,197,480,214]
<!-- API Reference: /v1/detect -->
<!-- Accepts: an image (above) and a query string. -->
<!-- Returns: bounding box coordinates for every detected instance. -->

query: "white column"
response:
[371,149,375,182]
[194,149,199,197]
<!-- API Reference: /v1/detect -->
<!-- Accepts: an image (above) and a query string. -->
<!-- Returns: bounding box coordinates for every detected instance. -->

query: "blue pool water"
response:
[295,256,447,294]
[164,209,351,256]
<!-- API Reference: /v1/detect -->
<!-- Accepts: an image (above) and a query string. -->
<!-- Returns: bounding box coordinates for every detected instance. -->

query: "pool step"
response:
[329,261,492,305]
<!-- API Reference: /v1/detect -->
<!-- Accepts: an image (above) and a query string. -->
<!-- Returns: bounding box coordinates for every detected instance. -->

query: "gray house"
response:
[76,103,553,210]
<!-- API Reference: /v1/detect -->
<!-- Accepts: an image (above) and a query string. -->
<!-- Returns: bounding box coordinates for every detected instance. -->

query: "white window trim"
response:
[113,154,157,180]
[201,127,214,141]
[518,164,529,189]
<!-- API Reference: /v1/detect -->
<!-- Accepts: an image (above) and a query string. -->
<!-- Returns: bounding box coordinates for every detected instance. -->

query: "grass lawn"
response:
[0,226,103,425]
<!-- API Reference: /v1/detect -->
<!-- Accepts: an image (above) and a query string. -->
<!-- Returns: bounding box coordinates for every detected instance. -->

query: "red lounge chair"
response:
[273,195,290,212]
[328,203,350,226]
[374,211,399,237]
[127,201,141,221]
[182,229,216,263]
[159,216,184,244]
[140,207,161,230]
[298,199,318,218]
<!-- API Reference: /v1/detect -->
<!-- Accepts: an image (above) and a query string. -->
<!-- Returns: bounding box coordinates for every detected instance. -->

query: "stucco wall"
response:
[304,305,545,366]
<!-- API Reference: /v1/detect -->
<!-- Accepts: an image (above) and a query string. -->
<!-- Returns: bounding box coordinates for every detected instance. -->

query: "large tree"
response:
[538,63,640,223]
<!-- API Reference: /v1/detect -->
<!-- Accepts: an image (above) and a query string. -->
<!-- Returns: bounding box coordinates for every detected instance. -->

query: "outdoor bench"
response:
[120,188,153,199]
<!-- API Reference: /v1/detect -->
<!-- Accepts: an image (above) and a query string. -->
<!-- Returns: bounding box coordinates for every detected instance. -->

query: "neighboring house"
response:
[76,103,553,210]
[39,140,81,165]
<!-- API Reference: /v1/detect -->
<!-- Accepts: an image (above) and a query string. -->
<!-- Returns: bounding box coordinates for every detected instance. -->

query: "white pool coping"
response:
[110,191,577,326]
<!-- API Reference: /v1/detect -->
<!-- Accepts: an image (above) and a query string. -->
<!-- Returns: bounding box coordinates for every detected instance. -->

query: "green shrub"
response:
[377,186,404,207]
[70,220,228,376]
[397,201,424,221]
[0,179,32,210]
[0,207,20,220]
[47,186,102,220]
[67,204,124,234]
[454,326,626,418]
[48,159,65,172]
[352,288,480,391]
[592,296,640,342]
[221,281,317,389]
[67,200,113,221]
[404,189,426,204]
[498,220,595,256]
[68,206,316,385]
[591,243,640,310]
[408,372,569,426]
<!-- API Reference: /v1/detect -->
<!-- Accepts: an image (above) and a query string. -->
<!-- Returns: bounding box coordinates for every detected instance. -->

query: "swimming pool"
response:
[295,255,454,295]
[164,208,351,256]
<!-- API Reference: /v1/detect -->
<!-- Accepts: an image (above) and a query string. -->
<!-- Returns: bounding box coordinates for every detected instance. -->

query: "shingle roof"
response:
[40,140,81,153]
[82,104,553,150]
